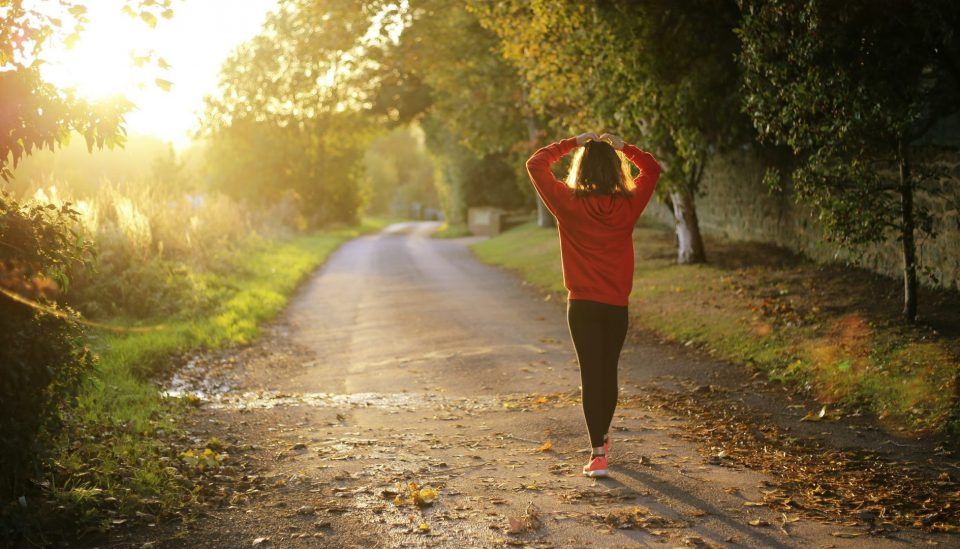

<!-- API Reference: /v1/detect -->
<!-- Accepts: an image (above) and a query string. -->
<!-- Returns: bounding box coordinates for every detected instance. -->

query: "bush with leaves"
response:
[0,191,95,503]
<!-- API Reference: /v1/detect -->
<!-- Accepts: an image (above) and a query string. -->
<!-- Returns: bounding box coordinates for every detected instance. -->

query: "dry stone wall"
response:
[642,147,959,291]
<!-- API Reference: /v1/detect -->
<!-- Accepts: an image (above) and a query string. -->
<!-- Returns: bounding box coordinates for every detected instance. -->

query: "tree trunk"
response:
[898,138,918,322]
[536,196,555,228]
[522,90,555,228]
[670,186,706,264]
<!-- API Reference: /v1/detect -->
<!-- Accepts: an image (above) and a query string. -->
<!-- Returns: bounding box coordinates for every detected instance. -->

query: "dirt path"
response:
[112,222,958,548]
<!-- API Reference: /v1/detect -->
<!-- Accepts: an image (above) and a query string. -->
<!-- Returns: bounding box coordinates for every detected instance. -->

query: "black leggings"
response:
[567,299,629,448]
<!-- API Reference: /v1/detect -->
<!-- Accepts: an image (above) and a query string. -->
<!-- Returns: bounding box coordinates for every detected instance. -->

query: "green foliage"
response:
[738,0,947,242]
[471,0,749,192]
[366,1,537,220]
[421,117,528,223]
[470,0,751,262]
[738,0,959,157]
[73,257,213,320]
[201,0,382,227]
[362,125,437,215]
[0,0,176,180]
[22,178,274,321]
[377,1,530,157]
[468,1,589,130]
[0,191,91,289]
[737,0,960,318]
[0,67,131,181]
[202,114,371,227]
[0,192,95,503]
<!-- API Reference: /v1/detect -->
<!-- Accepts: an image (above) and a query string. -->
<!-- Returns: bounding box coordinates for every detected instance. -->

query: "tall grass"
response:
[26,180,304,320]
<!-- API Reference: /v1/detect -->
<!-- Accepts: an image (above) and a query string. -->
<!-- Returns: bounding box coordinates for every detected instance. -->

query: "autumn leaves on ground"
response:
[3,1,960,548]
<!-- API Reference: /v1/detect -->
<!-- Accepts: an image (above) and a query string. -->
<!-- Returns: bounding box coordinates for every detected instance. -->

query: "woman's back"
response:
[525,135,662,307]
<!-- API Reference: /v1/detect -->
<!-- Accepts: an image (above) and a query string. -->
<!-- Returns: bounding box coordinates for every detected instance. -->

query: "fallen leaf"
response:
[830,531,865,538]
[417,486,439,505]
[800,405,827,422]
[506,502,544,534]
[507,516,525,534]
[781,514,801,524]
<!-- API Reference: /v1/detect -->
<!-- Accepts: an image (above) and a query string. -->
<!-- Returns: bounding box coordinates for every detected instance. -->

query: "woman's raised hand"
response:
[575,132,599,146]
[599,133,624,150]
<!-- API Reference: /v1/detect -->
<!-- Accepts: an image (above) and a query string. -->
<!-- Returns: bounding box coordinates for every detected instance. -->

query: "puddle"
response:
[202,390,502,411]
[161,354,239,399]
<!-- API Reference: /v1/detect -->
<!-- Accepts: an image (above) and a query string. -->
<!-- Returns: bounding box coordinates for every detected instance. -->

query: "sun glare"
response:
[39,2,162,101]
[36,0,277,150]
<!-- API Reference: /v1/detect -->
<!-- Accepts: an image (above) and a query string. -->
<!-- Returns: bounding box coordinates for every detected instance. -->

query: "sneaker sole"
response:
[583,468,608,477]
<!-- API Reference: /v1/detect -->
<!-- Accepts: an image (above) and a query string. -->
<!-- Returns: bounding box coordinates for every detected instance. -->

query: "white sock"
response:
[592,446,605,456]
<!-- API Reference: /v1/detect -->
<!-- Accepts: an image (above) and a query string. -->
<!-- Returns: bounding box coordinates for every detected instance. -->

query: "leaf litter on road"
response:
[595,505,686,531]
[617,387,960,533]
[506,502,543,535]
[391,481,439,507]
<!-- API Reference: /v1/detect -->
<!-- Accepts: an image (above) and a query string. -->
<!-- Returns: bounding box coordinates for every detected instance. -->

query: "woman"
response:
[525,132,661,477]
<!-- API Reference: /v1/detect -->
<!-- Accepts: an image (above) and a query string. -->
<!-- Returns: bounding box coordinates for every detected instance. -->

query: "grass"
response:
[41,218,390,537]
[471,220,960,435]
[432,223,472,239]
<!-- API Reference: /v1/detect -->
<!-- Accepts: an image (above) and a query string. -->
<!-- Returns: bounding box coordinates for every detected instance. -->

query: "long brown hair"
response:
[565,140,634,197]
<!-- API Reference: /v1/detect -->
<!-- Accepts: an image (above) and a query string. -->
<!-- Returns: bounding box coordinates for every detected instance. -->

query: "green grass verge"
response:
[432,223,472,239]
[471,221,960,435]
[46,218,389,534]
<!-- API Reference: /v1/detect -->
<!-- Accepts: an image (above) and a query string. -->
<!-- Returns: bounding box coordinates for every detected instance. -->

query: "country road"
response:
[115,222,958,548]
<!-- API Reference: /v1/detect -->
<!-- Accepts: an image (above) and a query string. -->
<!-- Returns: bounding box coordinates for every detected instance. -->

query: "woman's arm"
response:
[621,143,661,211]
[525,133,595,218]
[601,133,662,213]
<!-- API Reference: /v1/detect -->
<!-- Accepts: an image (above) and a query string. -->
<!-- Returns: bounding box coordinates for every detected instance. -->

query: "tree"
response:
[362,124,437,216]
[737,0,960,321]
[201,0,384,226]
[364,0,538,224]
[471,0,750,264]
[0,0,174,181]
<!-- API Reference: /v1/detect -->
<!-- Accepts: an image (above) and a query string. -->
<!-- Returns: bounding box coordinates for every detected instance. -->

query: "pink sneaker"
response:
[583,454,608,477]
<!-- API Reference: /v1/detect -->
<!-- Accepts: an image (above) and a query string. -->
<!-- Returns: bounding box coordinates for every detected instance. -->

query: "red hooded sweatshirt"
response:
[525,137,662,307]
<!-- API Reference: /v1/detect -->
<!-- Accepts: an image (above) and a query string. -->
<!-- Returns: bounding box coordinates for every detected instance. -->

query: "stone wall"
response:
[643,147,960,291]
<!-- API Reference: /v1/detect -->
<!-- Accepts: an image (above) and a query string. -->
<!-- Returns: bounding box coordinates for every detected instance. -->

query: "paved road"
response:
[126,222,954,548]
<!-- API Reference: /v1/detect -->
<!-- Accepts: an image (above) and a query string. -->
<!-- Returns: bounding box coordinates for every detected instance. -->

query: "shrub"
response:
[0,191,95,502]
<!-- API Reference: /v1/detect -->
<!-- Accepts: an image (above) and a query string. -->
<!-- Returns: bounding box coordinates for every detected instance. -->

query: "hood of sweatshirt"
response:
[578,194,634,227]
